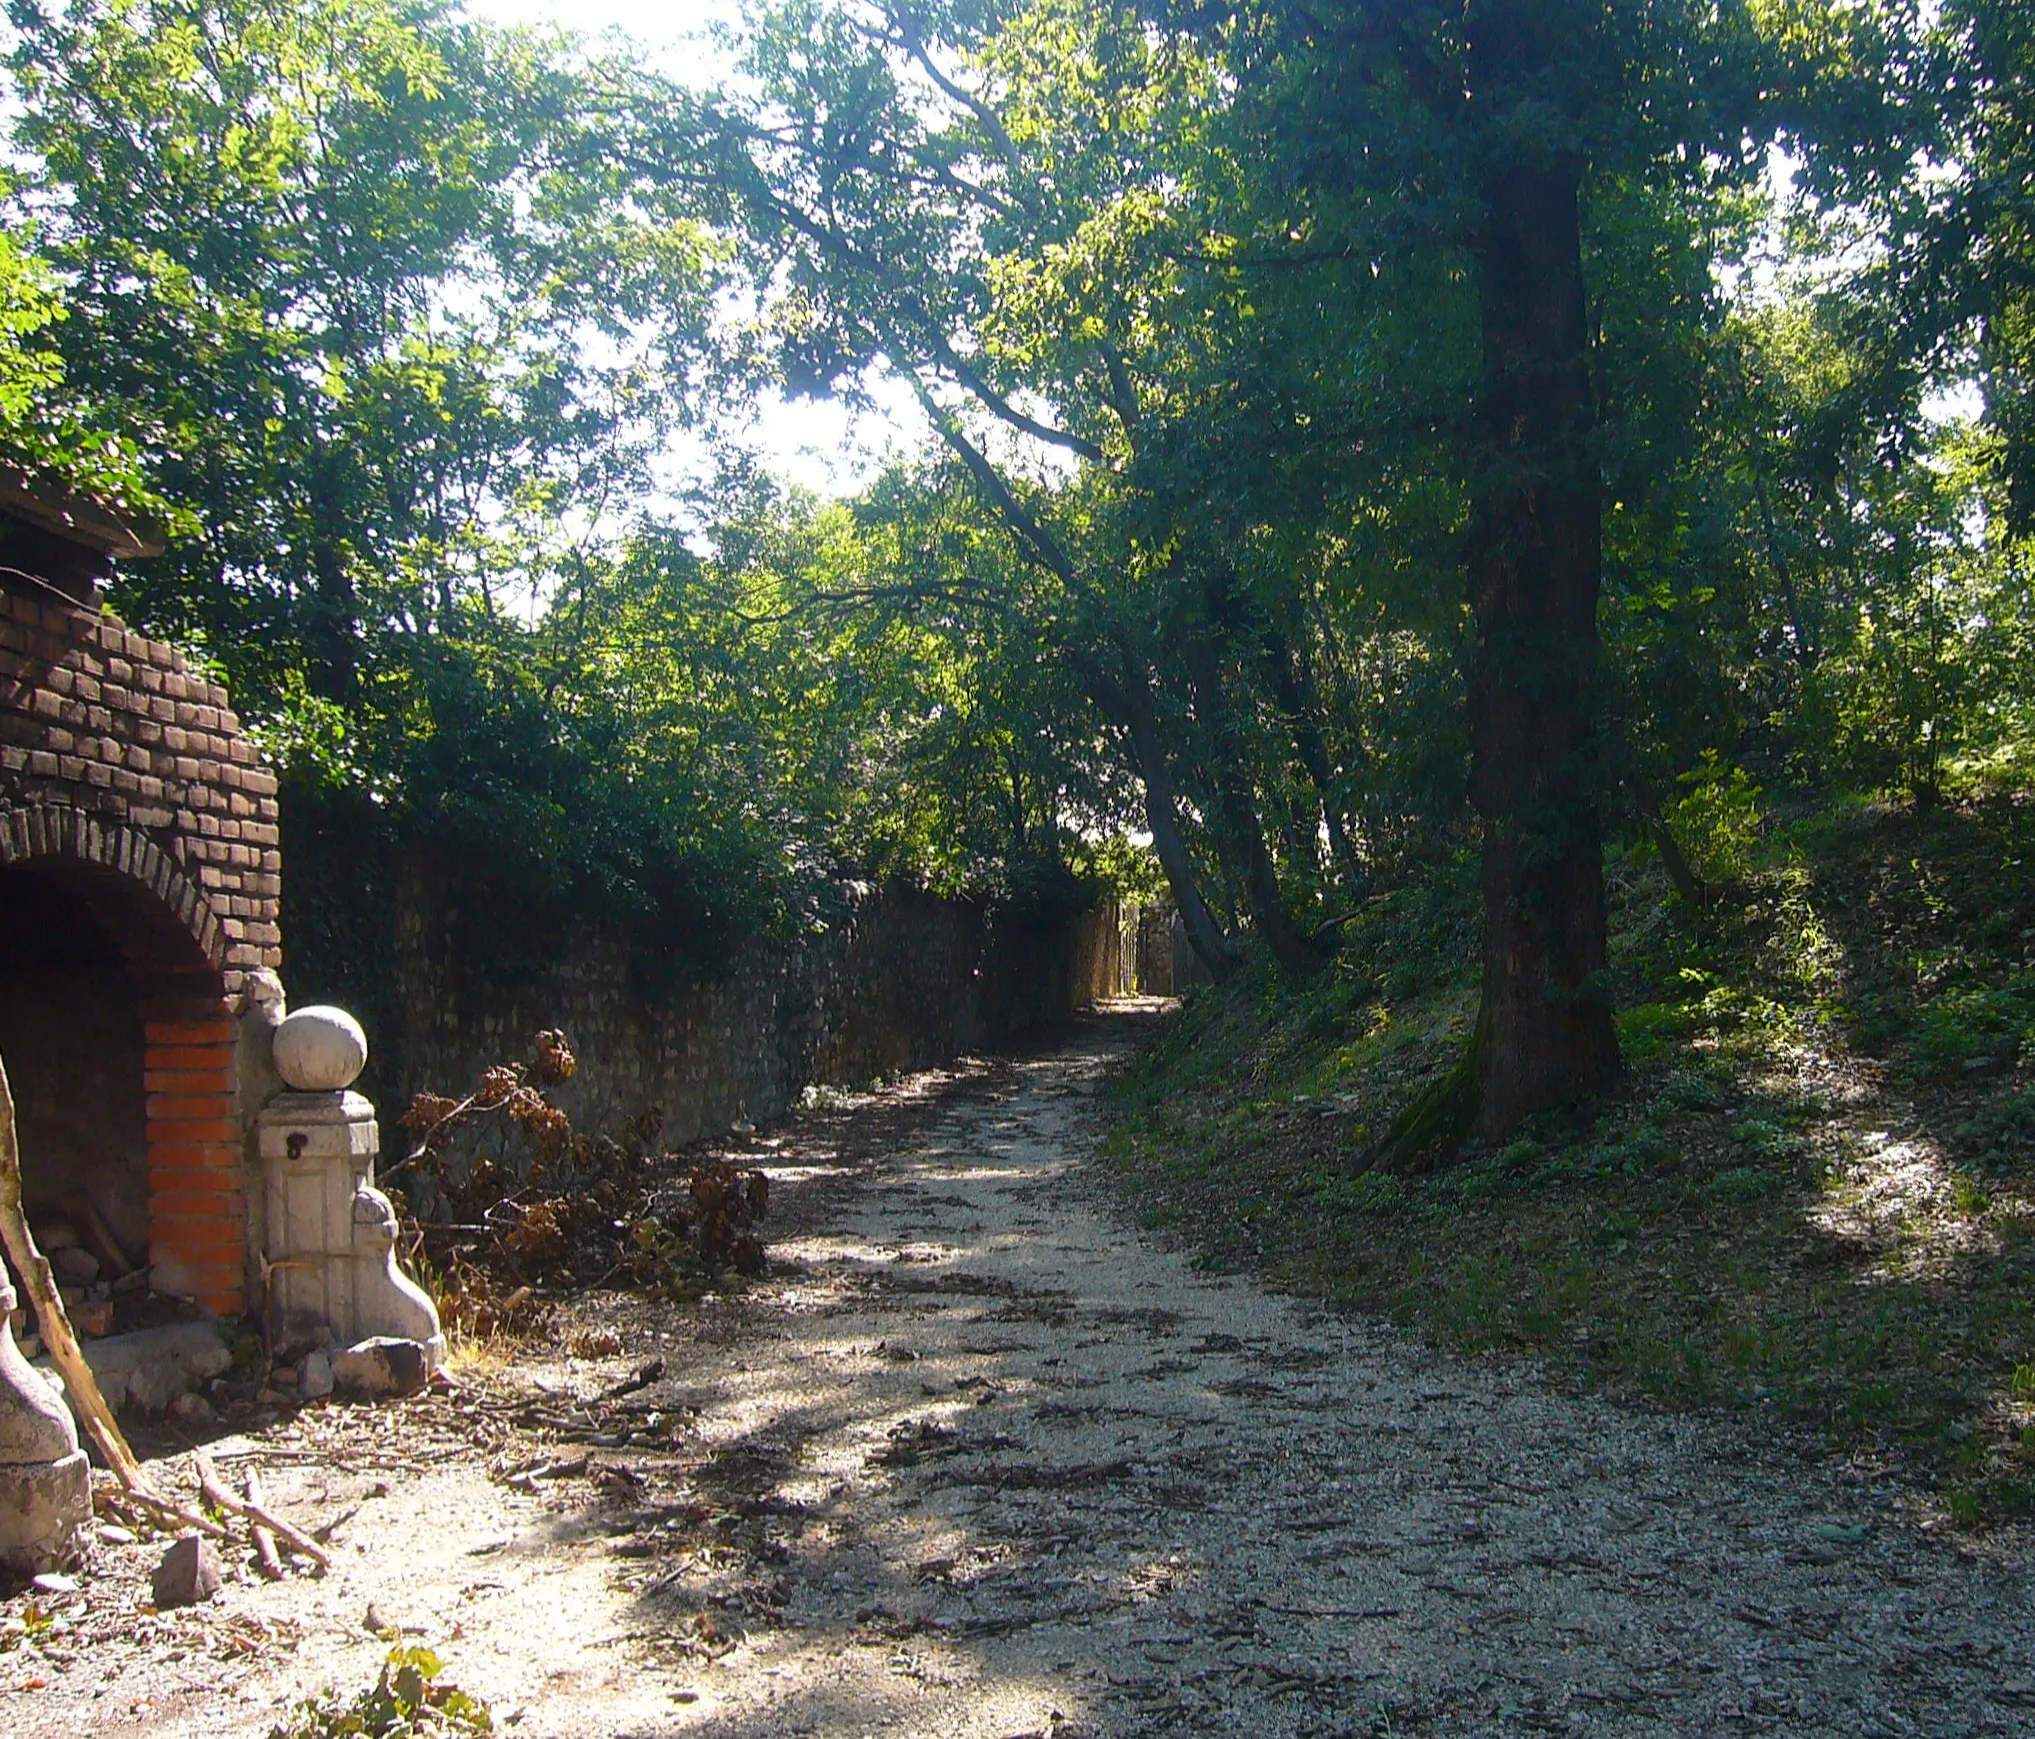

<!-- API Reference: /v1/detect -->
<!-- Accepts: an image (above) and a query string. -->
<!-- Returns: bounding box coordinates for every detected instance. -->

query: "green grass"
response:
[1104,789,2035,1523]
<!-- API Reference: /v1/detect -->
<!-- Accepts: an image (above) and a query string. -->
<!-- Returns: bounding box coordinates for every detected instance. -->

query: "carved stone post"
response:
[0,1275,90,1573]
[254,1008,444,1368]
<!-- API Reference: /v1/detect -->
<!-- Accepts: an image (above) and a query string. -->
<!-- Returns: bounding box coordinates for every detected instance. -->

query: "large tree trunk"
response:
[1462,153,1621,1139]
[1178,628,1321,973]
[1116,656,1237,981]
[1259,627,1365,891]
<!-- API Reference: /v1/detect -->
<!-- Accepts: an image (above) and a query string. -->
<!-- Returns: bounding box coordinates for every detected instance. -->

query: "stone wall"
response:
[293,853,1112,1153]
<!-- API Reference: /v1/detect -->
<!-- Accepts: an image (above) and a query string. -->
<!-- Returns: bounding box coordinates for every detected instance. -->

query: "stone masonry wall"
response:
[307,859,1112,1157]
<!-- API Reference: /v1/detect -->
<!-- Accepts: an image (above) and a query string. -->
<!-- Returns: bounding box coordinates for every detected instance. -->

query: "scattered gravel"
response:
[13,1011,2033,1736]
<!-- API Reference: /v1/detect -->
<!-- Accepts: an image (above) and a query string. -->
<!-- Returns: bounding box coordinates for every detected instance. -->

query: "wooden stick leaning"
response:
[194,1451,331,1569]
[0,1049,224,1541]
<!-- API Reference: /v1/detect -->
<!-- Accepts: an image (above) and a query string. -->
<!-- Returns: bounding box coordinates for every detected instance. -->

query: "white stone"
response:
[254,1088,444,1372]
[333,1336,429,1399]
[0,1279,88,1573]
[0,1452,90,1575]
[272,1005,369,1092]
[79,1321,231,1416]
[166,1390,217,1429]
[299,1348,334,1399]
[0,1298,77,1467]
[257,1091,380,1167]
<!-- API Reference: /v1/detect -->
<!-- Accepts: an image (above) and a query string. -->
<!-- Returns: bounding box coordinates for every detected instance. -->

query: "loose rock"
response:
[333,1336,429,1400]
[81,1321,231,1415]
[299,1349,334,1399]
[167,1389,218,1429]
[151,1536,221,1608]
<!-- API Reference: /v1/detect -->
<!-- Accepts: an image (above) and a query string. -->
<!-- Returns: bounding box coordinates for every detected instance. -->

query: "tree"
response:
[5,0,714,722]
[651,0,1365,977]
[1175,0,1860,1145]
[0,216,157,513]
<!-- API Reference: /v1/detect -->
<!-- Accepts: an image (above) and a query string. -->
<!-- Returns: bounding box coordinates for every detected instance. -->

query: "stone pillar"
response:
[0,1276,90,1573]
[254,1007,444,1369]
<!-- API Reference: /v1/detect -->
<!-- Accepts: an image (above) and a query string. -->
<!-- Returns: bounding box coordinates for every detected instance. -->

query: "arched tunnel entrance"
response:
[0,866,151,1266]
[0,839,244,1319]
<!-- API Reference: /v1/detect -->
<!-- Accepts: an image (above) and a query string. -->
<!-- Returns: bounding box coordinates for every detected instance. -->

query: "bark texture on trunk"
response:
[1117,657,1237,980]
[1179,627,1321,973]
[1465,153,1622,1139]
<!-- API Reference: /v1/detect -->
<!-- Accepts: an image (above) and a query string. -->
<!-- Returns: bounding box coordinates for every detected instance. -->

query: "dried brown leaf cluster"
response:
[394,1030,770,1326]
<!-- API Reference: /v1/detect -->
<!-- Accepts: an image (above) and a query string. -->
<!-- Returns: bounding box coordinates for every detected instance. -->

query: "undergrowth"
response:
[271,1647,492,1737]
[1106,789,2035,1523]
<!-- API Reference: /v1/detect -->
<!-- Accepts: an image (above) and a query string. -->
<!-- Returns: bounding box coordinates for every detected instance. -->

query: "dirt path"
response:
[20,1008,2035,1736]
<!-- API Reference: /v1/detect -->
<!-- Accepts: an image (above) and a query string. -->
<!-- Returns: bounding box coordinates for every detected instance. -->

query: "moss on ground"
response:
[1103,791,2035,1524]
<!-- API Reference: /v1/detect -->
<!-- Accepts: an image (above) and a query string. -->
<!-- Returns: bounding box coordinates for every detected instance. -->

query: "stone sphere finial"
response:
[273,1005,368,1092]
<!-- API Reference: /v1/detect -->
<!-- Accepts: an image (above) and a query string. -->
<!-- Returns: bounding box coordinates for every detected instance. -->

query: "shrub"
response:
[271,1647,492,1738]
[1666,751,1764,883]
[1906,976,2035,1078]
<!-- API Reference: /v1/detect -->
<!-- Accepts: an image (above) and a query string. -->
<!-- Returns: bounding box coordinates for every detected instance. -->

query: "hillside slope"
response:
[1105,793,2035,1521]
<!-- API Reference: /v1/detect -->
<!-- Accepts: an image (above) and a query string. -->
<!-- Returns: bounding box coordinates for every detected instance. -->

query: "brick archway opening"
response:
[0,817,244,1318]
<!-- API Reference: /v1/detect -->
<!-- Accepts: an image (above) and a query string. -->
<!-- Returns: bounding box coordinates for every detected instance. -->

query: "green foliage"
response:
[6,0,712,711]
[1666,753,1765,884]
[1617,1000,1700,1066]
[271,1648,492,1738]
[1956,1088,2035,1167]
[1080,834,1167,904]
[1102,789,2035,1518]
[1907,976,2035,1079]
[0,222,157,507]
[4,0,2035,1153]
[1311,1171,1406,1216]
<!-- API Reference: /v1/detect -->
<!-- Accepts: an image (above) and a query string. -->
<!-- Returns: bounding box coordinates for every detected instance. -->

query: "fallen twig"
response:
[605,1358,666,1399]
[195,1451,331,1570]
[245,1471,284,1580]
[312,1501,364,1544]
[93,1474,230,1540]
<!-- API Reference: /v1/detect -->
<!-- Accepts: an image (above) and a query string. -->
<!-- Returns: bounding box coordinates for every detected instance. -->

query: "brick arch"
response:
[0,584,283,995]
[0,807,246,1316]
[0,805,229,976]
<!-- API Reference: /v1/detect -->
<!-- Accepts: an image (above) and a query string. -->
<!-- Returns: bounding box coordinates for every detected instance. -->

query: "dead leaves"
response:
[394,1029,775,1320]
[689,1160,769,1276]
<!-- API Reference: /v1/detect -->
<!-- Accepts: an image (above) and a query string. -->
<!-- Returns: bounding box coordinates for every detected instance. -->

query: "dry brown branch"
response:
[94,1471,230,1540]
[194,1451,331,1569]
[246,1470,284,1579]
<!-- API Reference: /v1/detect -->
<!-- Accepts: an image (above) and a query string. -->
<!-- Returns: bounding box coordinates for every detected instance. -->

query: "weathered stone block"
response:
[151,1535,221,1607]
[333,1337,429,1400]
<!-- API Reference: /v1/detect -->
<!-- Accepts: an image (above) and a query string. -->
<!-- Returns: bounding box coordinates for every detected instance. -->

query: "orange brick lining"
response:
[143,1015,243,1316]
